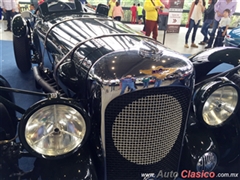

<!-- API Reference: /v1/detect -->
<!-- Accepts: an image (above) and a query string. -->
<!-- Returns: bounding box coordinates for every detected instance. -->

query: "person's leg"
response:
[206,19,219,48]
[185,19,194,47]
[145,20,154,37]
[120,81,127,95]
[6,11,11,30]
[0,8,2,20]
[216,27,225,47]
[200,19,211,43]
[204,20,213,42]
[142,16,146,31]
[191,20,200,47]
[152,21,158,40]
[133,14,136,23]
[128,82,136,91]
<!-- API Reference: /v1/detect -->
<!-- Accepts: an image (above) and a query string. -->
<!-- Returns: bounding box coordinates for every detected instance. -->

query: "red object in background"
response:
[38,0,44,5]
[130,5,137,24]
[159,0,170,15]
[161,0,170,9]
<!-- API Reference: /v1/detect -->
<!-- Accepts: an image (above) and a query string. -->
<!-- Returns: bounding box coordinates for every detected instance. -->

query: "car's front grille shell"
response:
[104,87,191,180]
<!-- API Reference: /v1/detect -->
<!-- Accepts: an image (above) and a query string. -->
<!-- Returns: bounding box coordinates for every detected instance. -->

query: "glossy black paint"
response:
[183,48,240,172]
[4,0,240,179]
[189,47,240,82]
[32,144,98,180]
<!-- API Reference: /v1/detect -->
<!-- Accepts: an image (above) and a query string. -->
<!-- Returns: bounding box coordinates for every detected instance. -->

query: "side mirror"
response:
[96,3,109,16]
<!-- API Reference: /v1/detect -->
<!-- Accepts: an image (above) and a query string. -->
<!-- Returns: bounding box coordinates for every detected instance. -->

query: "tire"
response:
[13,34,31,72]
[0,75,17,139]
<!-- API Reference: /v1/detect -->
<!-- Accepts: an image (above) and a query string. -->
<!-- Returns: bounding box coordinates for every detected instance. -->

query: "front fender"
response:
[189,47,240,82]
[31,144,98,180]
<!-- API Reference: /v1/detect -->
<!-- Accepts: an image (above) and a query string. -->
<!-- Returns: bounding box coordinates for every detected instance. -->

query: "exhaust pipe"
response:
[33,66,56,93]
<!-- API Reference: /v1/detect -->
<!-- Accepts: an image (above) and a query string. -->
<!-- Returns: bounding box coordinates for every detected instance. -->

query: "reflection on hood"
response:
[140,66,177,80]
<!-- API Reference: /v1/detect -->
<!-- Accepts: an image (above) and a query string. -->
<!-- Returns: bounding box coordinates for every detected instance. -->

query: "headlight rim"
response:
[18,97,91,160]
[195,78,240,128]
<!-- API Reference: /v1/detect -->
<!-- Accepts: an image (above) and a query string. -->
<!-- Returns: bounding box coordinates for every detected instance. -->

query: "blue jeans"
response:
[143,81,149,88]
[154,79,162,87]
[185,19,200,44]
[207,19,219,47]
[213,26,226,47]
[5,10,15,30]
[120,81,136,95]
[201,19,213,42]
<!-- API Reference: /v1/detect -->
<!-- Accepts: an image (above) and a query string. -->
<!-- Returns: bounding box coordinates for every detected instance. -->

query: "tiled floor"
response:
[0,19,207,55]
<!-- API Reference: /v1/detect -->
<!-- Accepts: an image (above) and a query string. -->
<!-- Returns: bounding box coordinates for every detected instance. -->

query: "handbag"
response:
[150,0,161,23]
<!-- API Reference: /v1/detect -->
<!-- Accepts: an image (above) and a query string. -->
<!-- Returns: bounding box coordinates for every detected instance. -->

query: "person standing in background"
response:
[143,0,164,40]
[137,3,143,24]
[0,6,2,20]
[205,0,237,49]
[213,8,231,47]
[1,0,17,31]
[108,0,116,18]
[184,0,205,48]
[30,3,35,14]
[130,3,137,23]
[199,0,216,45]
[15,0,20,14]
[142,8,146,33]
[112,1,124,21]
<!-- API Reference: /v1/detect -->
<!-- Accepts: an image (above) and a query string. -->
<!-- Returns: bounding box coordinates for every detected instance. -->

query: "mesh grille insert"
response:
[105,87,191,180]
[112,94,182,165]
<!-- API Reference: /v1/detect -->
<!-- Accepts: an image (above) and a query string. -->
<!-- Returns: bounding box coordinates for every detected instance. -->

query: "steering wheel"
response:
[48,1,72,11]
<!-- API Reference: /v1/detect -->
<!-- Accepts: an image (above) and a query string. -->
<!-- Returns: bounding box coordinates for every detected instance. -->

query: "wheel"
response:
[13,34,32,72]
[0,75,17,139]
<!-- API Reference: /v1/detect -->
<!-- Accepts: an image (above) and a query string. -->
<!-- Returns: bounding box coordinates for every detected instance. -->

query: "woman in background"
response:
[112,2,124,21]
[184,0,206,48]
[199,0,217,45]
[108,0,116,18]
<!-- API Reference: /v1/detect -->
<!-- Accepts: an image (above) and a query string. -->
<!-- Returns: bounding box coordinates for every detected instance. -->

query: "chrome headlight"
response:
[196,152,217,172]
[19,98,89,159]
[195,78,240,127]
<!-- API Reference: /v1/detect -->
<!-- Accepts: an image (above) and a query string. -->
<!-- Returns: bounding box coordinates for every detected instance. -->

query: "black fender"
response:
[0,75,17,139]
[180,126,219,172]
[212,115,240,165]
[30,144,98,180]
[12,14,32,72]
[189,47,240,82]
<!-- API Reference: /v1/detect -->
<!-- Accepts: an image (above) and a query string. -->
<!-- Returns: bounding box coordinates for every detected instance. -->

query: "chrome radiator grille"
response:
[105,87,191,180]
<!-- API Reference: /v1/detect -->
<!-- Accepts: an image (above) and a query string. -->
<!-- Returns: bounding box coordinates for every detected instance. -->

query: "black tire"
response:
[13,35,32,72]
[0,75,17,139]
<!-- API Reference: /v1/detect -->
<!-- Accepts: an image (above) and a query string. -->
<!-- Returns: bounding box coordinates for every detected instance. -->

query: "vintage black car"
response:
[0,0,240,179]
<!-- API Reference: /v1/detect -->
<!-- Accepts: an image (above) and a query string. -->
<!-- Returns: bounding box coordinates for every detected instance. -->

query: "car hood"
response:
[37,14,142,52]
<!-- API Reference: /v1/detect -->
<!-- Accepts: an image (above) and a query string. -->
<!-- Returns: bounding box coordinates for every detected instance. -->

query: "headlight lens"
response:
[202,86,238,126]
[25,104,86,156]
[196,152,217,171]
